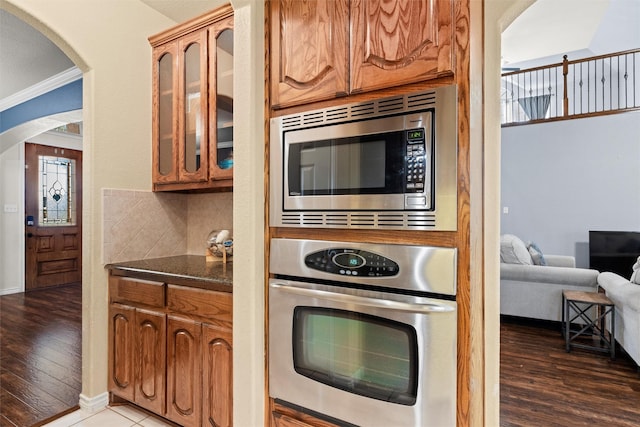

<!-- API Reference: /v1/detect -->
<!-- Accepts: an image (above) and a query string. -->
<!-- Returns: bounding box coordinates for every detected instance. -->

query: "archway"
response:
[0,4,89,424]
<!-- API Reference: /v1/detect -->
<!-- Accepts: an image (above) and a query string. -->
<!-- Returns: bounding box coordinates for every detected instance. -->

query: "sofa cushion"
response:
[526,241,547,266]
[630,256,640,285]
[500,234,532,265]
[501,263,598,287]
[598,272,640,312]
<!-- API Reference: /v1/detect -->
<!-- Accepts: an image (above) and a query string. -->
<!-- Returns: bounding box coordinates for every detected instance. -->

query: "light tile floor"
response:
[42,404,175,427]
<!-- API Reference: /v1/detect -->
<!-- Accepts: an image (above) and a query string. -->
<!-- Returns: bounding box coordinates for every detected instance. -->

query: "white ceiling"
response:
[502,0,640,69]
[0,0,638,111]
[0,0,222,109]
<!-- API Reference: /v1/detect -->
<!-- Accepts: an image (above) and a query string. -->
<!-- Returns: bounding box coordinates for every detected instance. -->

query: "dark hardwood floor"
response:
[501,317,640,426]
[1,284,639,426]
[0,283,82,427]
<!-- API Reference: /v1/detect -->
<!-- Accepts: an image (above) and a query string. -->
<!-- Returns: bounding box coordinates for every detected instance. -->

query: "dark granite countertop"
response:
[106,255,232,293]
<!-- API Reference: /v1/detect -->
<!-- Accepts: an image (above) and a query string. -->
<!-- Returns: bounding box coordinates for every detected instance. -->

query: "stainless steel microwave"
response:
[270,85,458,231]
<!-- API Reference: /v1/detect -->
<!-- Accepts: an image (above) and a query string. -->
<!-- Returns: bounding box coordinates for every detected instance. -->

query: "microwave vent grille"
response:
[279,211,437,230]
[377,96,405,113]
[407,91,438,109]
[325,107,349,122]
[277,89,439,130]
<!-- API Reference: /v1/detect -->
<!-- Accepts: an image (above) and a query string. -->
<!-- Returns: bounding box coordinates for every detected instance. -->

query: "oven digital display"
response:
[334,253,365,268]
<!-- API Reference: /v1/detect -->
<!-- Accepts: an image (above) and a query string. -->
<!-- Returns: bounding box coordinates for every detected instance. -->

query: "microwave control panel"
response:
[304,248,399,277]
[405,128,426,193]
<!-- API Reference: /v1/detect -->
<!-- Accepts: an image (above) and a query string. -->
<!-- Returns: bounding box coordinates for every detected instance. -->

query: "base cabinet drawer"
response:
[271,400,343,427]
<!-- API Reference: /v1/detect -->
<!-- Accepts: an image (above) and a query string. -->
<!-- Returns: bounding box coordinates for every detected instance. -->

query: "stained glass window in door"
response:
[39,155,77,226]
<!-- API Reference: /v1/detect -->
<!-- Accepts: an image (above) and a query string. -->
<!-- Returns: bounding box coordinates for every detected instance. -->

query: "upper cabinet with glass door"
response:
[150,4,234,192]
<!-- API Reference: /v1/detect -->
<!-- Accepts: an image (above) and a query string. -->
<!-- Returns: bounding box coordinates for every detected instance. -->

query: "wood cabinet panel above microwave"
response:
[269,0,454,110]
[270,0,349,109]
[349,0,454,93]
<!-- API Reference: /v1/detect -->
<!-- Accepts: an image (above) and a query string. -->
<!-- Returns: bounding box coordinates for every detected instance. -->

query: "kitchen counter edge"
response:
[106,255,232,293]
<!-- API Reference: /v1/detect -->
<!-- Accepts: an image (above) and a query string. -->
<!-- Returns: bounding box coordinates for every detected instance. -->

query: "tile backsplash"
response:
[187,192,233,254]
[103,189,232,264]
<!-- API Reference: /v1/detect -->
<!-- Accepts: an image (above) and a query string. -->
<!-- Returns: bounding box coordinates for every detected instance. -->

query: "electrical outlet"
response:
[4,204,18,213]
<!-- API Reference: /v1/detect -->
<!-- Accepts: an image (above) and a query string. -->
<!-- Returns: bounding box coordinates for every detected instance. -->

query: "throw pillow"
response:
[631,255,640,285]
[527,241,547,266]
[500,234,533,265]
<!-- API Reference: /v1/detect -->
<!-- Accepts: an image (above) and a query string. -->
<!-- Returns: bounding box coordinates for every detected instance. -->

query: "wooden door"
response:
[108,303,136,402]
[202,323,232,427]
[134,308,166,415]
[270,0,349,109]
[166,315,202,427]
[349,0,454,94]
[25,143,82,290]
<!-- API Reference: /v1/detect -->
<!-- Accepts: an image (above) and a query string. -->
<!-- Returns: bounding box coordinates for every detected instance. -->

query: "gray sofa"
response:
[597,258,640,366]
[500,234,599,321]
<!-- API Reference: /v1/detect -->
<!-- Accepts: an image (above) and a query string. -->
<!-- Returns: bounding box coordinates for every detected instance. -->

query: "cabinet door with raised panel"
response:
[270,0,349,109]
[108,303,135,402]
[166,315,202,427]
[202,323,232,427]
[350,0,454,93]
[134,308,166,415]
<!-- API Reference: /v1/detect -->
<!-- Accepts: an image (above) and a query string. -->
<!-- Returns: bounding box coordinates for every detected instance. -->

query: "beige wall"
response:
[484,1,536,425]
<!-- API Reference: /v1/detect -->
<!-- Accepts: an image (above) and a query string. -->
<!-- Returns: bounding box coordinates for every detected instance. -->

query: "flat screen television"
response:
[589,231,640,277]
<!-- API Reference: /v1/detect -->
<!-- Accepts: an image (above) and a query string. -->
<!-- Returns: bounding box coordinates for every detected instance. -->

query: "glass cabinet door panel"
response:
[184,42,202,174]
[158,52,174,176]
[215,28,234,172]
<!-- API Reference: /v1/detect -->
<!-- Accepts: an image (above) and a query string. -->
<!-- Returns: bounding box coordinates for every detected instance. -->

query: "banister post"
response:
[562,55,569,116]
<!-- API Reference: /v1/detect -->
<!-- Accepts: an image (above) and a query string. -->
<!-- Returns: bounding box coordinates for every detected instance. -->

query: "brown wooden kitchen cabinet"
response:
[269,0,454,109]
[108,274,233,427]
[108,279,167,415]
[150,4,234,192]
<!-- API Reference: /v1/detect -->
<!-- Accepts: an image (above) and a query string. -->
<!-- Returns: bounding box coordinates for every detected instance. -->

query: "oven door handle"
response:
[270,282,454,314]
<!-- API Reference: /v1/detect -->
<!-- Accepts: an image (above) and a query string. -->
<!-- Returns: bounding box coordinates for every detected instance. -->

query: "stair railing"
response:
[501,48,640,125]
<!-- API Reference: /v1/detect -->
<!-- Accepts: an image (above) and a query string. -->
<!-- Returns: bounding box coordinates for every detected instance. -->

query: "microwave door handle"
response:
[270,283,454,314]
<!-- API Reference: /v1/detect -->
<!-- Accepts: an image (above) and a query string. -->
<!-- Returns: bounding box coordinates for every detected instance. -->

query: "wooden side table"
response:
[562,290,615,359]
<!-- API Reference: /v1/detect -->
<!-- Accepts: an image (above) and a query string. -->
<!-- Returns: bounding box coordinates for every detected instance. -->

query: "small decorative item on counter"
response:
[206,229,233,264]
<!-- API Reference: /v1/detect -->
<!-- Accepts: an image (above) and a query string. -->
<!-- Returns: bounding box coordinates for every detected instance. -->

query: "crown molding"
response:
[0,66,82,112]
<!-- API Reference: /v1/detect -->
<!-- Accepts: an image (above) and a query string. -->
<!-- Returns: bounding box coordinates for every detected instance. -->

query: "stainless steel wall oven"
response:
[270,85,458,231]
[269,238,457,427]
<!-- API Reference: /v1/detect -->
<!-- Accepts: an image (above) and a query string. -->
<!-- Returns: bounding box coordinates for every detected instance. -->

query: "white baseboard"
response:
[79,392,109,413]
[0,287,22,296]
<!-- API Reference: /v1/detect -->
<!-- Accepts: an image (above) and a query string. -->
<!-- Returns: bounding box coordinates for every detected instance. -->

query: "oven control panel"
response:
[304,248,399,277]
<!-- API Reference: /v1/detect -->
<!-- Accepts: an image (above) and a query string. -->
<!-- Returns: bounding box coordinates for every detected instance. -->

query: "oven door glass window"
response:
[287,131,405,196]
[292,307,418,405]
